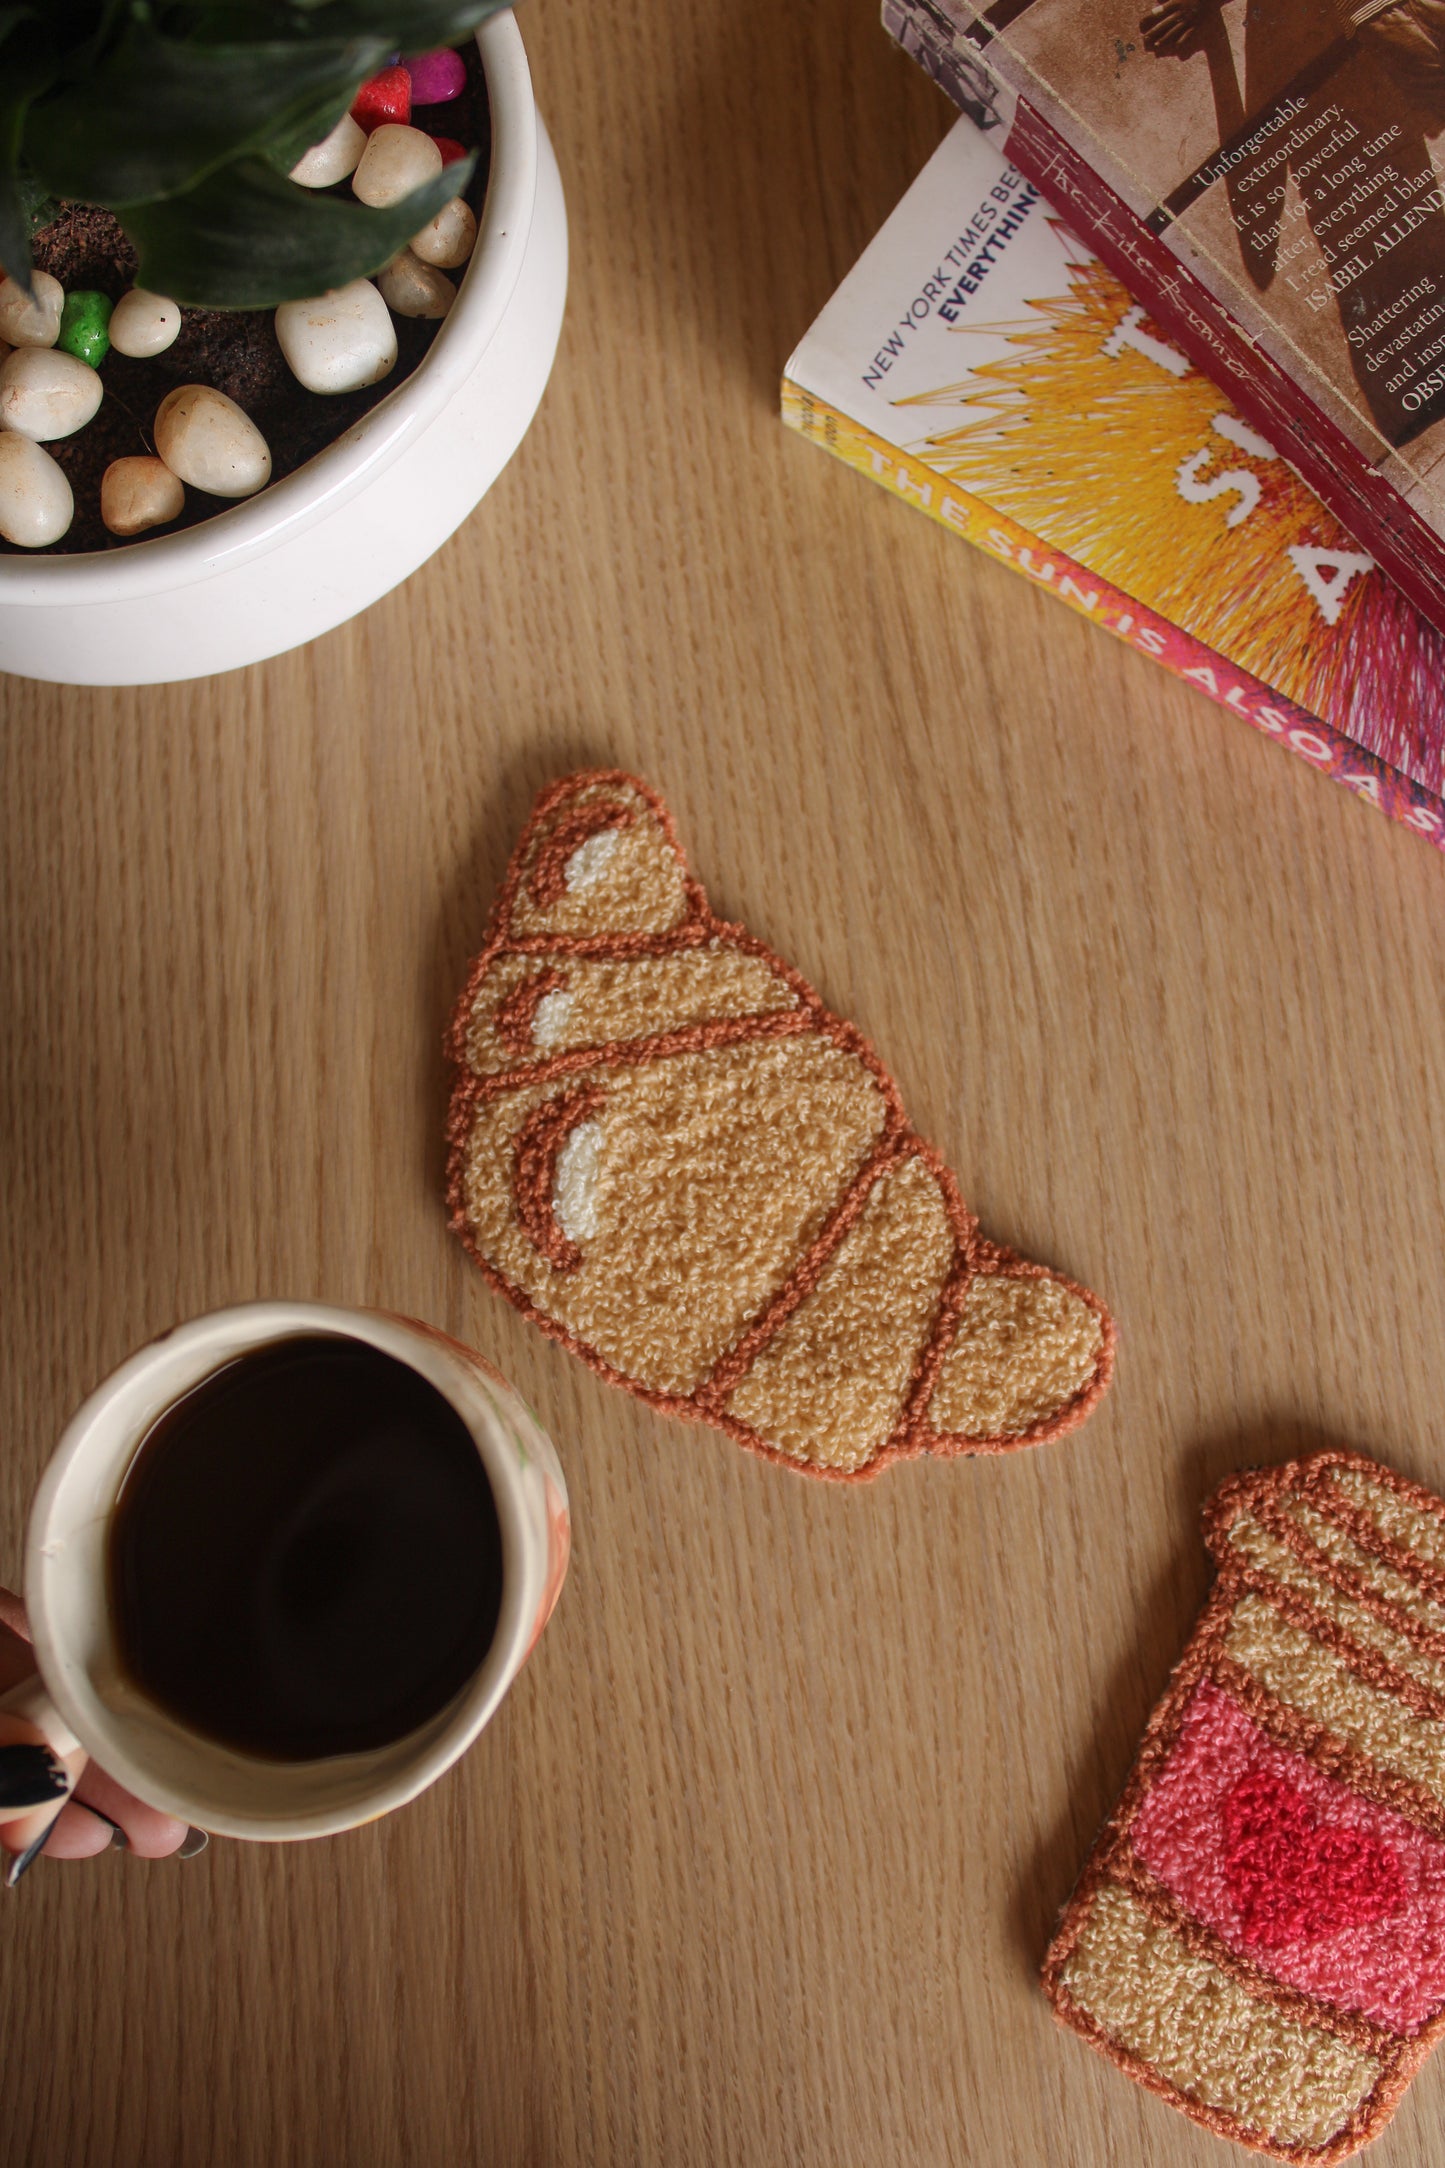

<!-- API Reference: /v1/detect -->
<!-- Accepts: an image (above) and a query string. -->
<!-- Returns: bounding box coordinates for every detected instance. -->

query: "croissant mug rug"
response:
[445,770,1115,1479]
[1045,1449,1445,2163]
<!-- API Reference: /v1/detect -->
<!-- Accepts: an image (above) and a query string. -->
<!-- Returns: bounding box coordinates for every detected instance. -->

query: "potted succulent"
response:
[0,1,567,684]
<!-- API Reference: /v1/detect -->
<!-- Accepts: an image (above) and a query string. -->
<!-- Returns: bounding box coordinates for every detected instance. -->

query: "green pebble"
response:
[57,289,113,369]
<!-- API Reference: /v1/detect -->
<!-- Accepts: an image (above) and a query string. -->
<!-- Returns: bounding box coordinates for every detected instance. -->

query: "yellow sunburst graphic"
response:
[896,255,1445,778]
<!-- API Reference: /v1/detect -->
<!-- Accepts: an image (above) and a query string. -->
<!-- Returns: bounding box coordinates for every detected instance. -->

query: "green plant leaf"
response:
[53,0,129,69]
[162,1,510,44]
[258,97,359,180]
[152,3,292,25]
[30,23,393,206]
[21,173,59,236]
[278,0,511,39]
[122,148,477,306]
[0,10,54,290]
[152,4,325,35]
[0,6,38,47]
[0,103,34,288]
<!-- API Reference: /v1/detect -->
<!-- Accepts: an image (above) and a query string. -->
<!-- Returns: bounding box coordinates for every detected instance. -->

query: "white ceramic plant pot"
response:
[0,12,566,686]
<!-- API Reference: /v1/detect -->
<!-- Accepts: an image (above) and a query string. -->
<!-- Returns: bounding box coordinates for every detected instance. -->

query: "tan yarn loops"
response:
[446,772,1115,1478]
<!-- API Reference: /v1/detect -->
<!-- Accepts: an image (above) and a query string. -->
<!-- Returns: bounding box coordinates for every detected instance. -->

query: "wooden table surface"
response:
[4,3,1445,2164]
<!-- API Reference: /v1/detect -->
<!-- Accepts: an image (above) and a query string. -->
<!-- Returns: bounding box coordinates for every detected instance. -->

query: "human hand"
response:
[1140,0,1209,55]
[0,1586,204,1884]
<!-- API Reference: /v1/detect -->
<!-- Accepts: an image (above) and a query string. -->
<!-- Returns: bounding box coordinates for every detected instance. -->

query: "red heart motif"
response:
[1221,1770,1406,1948]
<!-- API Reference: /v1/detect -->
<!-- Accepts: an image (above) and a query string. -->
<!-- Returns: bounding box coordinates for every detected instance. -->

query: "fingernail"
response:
[5,1807,63,1888]
[80,1805,128,1851]
[0,1743,69,1811]
[177,1826,209,1859]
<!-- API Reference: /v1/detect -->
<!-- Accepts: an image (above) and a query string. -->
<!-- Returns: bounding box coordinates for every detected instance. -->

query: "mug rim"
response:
[25,1301,544,1840]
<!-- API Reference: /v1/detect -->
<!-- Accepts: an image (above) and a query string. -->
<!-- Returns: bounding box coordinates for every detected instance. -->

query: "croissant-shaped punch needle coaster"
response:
[1044,1451,1445,2162]
[445,771,1114,1478]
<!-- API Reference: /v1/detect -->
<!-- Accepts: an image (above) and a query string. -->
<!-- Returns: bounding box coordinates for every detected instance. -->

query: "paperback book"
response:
[882,0,1445,638]
[782,118,1445,851]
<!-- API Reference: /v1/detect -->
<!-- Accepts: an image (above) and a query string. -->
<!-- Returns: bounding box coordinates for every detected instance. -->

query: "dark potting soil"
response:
[6,55,490,557]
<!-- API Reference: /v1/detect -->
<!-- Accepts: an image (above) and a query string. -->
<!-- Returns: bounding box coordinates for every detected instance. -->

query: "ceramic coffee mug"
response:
[0,1302,570,1842]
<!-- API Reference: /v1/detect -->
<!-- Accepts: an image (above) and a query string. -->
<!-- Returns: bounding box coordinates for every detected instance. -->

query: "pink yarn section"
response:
[1133,1678,1445,2035]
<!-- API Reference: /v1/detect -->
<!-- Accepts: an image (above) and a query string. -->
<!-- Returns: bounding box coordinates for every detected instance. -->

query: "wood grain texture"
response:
[2,1,1445,2163]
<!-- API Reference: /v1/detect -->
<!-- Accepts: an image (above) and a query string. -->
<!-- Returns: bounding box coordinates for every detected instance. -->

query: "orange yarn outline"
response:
[1249,1487,1445,1667]
[1042,1449,1445,2164]
[1109,1846,1390,2056]
[445,770,1116,1481]
[511,1086,605,1274]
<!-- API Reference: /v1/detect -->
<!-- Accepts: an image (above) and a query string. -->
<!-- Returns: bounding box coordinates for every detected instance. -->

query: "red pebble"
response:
[351,65,411,132]
[429,135,468,166]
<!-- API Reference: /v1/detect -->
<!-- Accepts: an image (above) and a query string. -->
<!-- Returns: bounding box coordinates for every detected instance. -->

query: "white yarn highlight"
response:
[531,987,574,1048]
[564,826,623,892]
[553,1119,602,1247]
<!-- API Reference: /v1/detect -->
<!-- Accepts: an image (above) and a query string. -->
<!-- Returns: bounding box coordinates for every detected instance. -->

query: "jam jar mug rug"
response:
[1044,1448,1445,2163]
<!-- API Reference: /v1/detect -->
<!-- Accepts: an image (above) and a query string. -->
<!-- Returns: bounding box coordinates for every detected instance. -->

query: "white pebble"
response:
[0,432,73,546]
[376,248,454,319]
[351,123,442,208]
[410,195,476,270]
[290,110,367,188]
[154,384,271,497]
[101,455,185,536]
[274,279,397,393]
[109,287,182,359]
[0,270,64,349]
[0,346,103,441]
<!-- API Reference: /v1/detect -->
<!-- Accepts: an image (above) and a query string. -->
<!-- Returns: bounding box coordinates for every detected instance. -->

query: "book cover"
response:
[782,118,1445,851]
[881,0,1445,638]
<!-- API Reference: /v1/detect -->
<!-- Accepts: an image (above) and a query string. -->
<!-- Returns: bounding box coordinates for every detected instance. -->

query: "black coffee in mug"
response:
[108,1335,504,1760]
